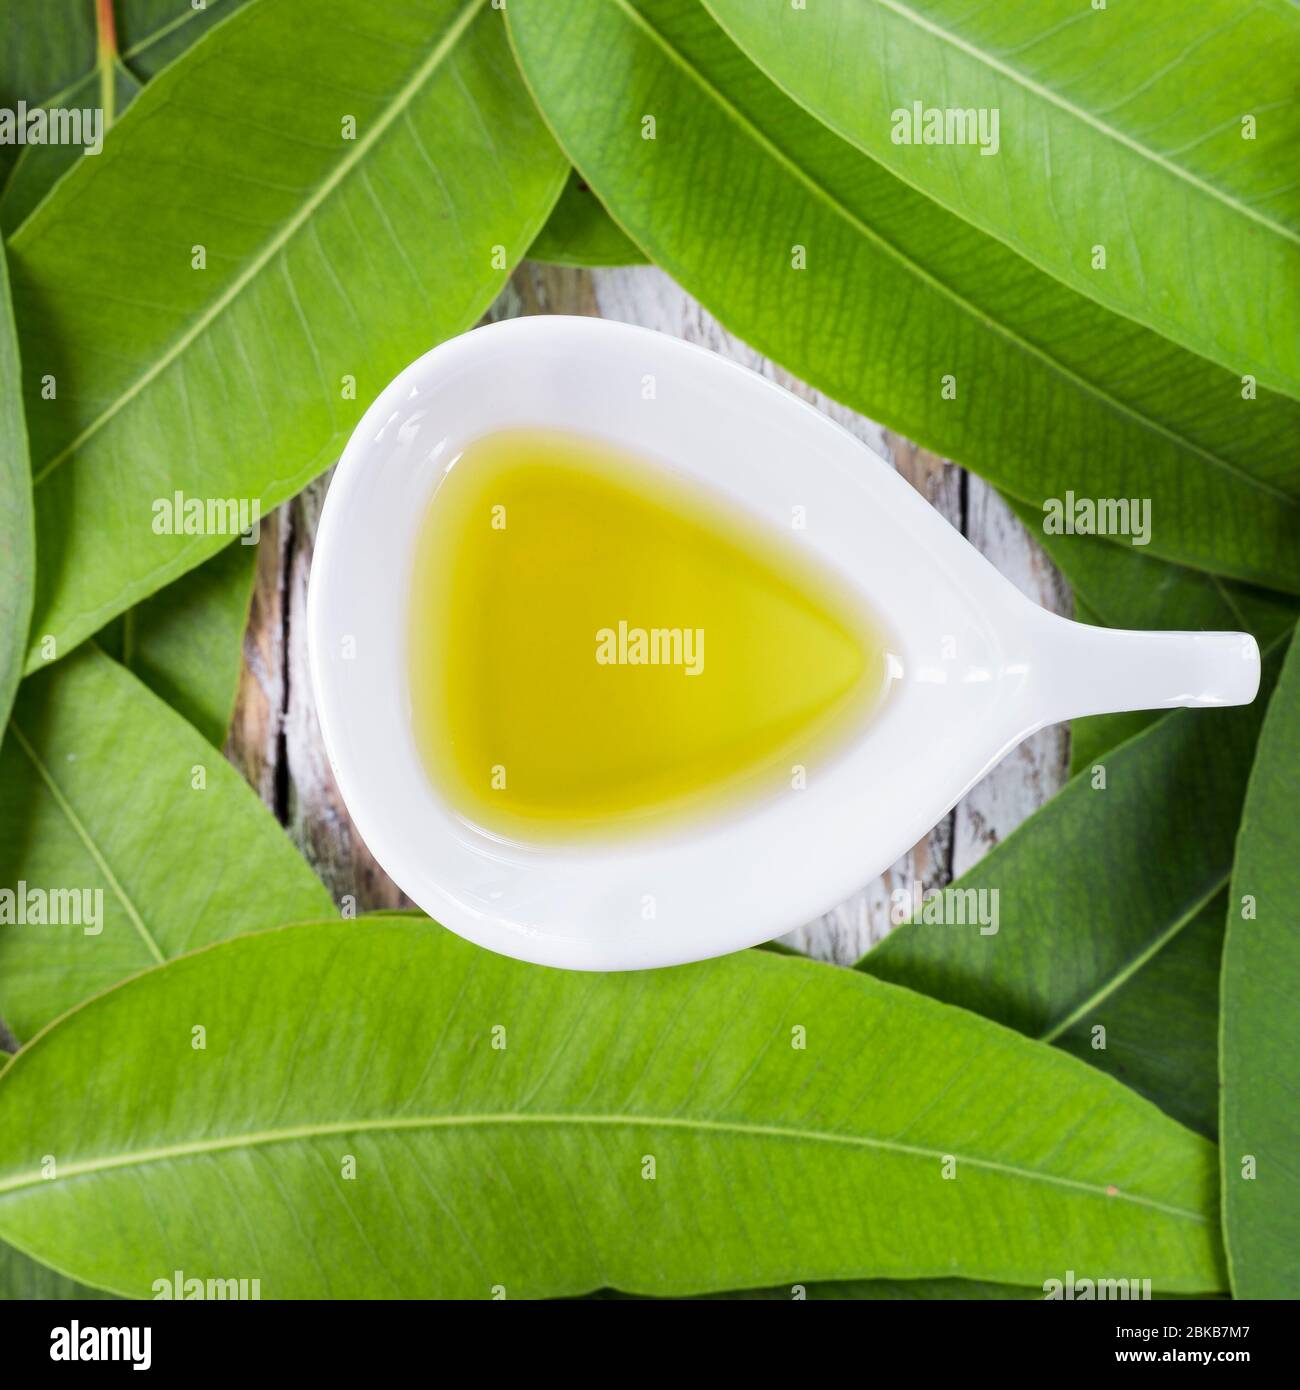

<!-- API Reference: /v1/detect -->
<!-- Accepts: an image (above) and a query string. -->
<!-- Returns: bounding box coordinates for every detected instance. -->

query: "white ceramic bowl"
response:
[308,316,1259,970]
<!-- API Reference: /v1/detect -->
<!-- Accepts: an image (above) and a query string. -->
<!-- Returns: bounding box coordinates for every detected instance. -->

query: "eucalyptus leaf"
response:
[1010,496,1300,640]
[1,1241,117,1301]
[595,1278,1043,1301]
[1052,894,1225,1140]
[0,0,256,233]
[0,244,32,750]
[3,909,1035,1305]
[117,0,258,81]
[507,0,1300,592]
[97,538,258,747]
[5,1242,1038,1301]
[12,0,566,668]
[704,0,1300,400]
[608,1277,1211,1302]
[862,630,1292,1135]
[0,63,140,235]
[1,4,261,742]
[1221,634,1300,1297]
[0,918,1224,1297]
[528,169,648,266]
[0,644,333,1041]
[0,0,96,194]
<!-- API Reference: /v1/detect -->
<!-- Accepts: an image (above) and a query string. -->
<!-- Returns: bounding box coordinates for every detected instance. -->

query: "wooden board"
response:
[225,263,1072,962]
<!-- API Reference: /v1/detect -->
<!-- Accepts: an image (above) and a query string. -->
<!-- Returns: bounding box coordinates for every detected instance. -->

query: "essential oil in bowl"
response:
[409,428,894,841]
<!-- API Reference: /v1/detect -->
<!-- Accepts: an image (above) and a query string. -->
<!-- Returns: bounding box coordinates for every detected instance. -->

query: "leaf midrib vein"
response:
[27,0,489,488]
[865,0,1298,244]
[0,1110,1207,1222]
[608,0,1291,503]
[1038,876,1228,1044]
[120,0,234,67]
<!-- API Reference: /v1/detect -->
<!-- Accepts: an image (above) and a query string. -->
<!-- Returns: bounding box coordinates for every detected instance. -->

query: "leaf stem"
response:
[96,0,118,129]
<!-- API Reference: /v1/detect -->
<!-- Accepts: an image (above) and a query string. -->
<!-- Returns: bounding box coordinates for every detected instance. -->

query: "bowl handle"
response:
[1028,612,1261,723]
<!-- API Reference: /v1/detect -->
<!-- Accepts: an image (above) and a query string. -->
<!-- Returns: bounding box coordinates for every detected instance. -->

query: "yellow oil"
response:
[409,428,893,841]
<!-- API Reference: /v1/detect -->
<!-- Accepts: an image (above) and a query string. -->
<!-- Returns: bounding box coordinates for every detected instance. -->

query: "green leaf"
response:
[0,2,260,742]
[12,0,566,668]
[507,0,1300,592]
[97,539,258,747]
[0,919,1223,1298]
[0,645,333,1041]
[528,168,649,266]
[1222,633,1300,1297]
[610,1277,1212,1302]
[0,0,97,195]
[703,0,1300,400]
[5,902,1032,1307]
[1013,498,1300,640]
[596,1277,1044,1300]
[117,0,259,81]
[1,1241,117,1301]
[0,1,257,233]
[861,630,1292,1136]
[1052,893,1225,1140]
[0,63,141,236]
[0,244,33,750]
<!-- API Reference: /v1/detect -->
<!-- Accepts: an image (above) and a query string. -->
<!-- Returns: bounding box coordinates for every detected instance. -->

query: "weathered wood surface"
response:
[226,262,1072,963]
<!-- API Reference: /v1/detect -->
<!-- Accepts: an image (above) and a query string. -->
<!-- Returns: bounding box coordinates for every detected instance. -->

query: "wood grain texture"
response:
[224,504,288,807]
[223,263,1072,961]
